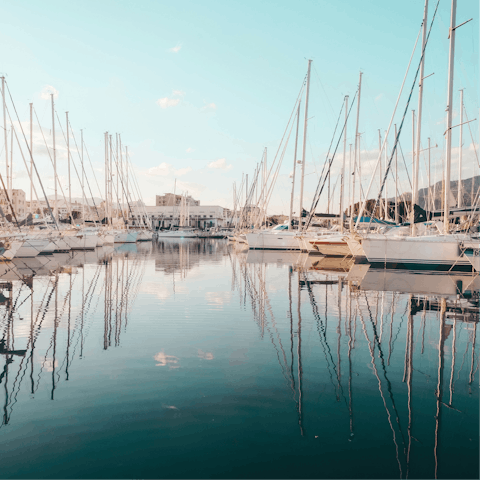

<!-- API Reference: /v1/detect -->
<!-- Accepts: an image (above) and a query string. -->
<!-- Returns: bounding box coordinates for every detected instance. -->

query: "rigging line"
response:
[82,141,104,200]
[255,77,307,214]
[4,82,57,230]
[310,94,346,208]
[64,116,103,223]
[33,108,75,223]
[305,91,358,230]
[463,105,479,168]
[365,0,441,228]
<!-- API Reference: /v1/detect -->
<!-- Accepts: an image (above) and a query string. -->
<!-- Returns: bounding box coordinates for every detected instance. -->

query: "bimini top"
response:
[353,216,396,225]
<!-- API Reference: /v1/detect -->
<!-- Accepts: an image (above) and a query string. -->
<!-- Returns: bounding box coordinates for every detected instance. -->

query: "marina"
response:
[0,0,478,478]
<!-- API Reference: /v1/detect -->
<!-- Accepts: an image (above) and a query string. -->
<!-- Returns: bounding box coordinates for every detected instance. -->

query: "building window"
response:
[210,215,213,218]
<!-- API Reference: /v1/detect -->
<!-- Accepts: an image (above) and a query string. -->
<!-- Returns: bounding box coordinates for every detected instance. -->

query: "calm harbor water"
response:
[0,239,477,479]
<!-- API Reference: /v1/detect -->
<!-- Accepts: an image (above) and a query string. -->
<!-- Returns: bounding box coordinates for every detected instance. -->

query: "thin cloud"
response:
[202,102,217,111]
[147,162,191,177]
[186,147,194,153]
[208,158,232,170]
[169,44,182,53]
[157,97,180,109]
[156,90,184,109]
[40,85,58,100]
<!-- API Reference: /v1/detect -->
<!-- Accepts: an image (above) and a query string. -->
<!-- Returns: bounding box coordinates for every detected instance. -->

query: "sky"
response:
[0,0,478,215]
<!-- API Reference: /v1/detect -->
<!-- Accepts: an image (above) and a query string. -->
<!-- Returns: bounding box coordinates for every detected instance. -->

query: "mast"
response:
[66,112,71,211]
[378,129,383,218]
[412,110,416,223]
[384,130,388,219]
[9,125,13,201]
[395,125,399,224]
[457,89,463,208]
[412,0,429,236]
[30,103,33,214]
[289,102,301,231]
[339,95,348,233]
[443,0,457,234]
[51,94,57,220]
[81,129,84,224]
[105,132,108,225]
[298,59,312,231]
[2,78,8,203]
[350,72,362,230]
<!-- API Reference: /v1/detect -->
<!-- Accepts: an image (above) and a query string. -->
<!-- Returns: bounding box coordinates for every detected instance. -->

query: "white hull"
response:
[156,230,198,238]
[136,230,153,241]
[362,234,473,270]
[63,234,97,250]
[0,240,24,260]
[303,234,350,256]
[114,231,138,243]
[246,231,300,250]
[15,239,51,258]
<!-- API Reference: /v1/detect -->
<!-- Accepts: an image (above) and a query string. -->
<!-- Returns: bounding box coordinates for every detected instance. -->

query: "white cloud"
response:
[147,162,191,177]
[186,147,194,153]
[156,90,185,109]
[157,97,180,109]
[208,158,233,170]
[202,102,217,111]
[40,85,58,100]
[169,44,182,53]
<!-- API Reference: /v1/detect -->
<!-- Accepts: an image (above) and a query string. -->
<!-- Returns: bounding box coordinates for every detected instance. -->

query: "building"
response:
[143,204,232,229]
[0,189,26,218]
[156,193,200,207]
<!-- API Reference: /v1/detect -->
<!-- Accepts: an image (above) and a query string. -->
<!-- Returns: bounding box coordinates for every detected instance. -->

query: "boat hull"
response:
[246,231,300,250]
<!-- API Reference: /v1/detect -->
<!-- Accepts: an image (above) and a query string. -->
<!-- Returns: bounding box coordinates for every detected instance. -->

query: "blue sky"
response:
[1,0,478,213]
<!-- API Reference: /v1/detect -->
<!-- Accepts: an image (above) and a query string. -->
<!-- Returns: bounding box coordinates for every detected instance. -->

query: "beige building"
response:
[143,205,232,229]
[0,189,26,218]
[156,193,200,207]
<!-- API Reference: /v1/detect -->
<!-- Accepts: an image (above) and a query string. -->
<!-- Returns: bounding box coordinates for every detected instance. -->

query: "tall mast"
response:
[457,89,463,208]
[51,93,57,220]
[2,77,8,202]
[412,110,416,222]
[66,112,71,210]
[444,0,457,234]
[348,143,352,227]
[350,72,362,231]
[384,130,388,219]
[105,132,108,225]
[9,125,13,201]
[378,129,382,218]
[81,129,85,224]
[339,95,348,233]
[298,59,312,231]
[119,134,124,218]
[125,146,129,224]
[289,102,301,231]
[395,125,399,224]
[30,103,33,214]
[412,0,429,236]
[116,133,119,219]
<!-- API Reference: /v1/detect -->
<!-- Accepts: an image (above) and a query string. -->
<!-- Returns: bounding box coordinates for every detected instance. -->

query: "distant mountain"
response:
[389,175,479,210]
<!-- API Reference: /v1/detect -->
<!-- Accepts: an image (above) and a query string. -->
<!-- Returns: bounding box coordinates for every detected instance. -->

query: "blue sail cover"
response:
[353,216,396,225]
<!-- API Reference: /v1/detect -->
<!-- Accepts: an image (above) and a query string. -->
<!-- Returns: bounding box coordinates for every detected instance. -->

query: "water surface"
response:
[0,239,477,479]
